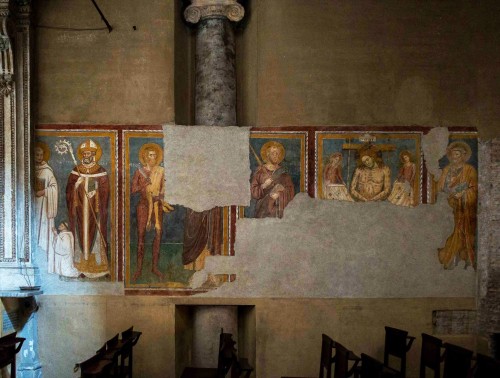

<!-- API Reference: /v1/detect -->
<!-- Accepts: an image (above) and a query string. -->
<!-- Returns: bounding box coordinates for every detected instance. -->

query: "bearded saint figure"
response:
[437,141,477,270]
[250,141,295,218]
[66,139,110,278]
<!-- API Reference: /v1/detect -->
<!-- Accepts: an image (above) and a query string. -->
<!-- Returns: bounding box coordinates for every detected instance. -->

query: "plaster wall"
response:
[236,0,500,138]
[37,296,478,378]
[35,0,175,125]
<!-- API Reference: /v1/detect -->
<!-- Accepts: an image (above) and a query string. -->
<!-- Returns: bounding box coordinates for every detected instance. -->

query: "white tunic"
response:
[53,230,80,278]
[35,162,58,274]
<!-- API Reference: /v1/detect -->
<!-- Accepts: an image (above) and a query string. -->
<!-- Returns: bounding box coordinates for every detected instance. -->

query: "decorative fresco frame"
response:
[34,129,118,281]
[123,131,233,292]
[315,130,423,206]
[238,130,308,219]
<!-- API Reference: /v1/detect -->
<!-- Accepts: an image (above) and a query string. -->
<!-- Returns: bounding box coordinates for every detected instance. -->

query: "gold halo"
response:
[34,141,50,162]
[446,141,472,162]
[139,143,163,166]
[260,141,285,164]
[77,140,102,163]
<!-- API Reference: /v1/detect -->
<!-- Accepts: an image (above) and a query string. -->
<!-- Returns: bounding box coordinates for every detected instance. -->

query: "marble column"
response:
[184,0,244,126]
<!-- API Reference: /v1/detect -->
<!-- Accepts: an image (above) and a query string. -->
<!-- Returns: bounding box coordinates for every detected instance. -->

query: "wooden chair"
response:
[282,334,359,378]
[334,341,360,378]
[471,353,500,378]
[360,353,399,378]
[0,332,25,378]
[119,327,142,378]
[78,328,142,378]
[419,333,444,378]
[181,329,238,378]
[383,327,415,378]
[442,343,473,378]
[77,349,115,378]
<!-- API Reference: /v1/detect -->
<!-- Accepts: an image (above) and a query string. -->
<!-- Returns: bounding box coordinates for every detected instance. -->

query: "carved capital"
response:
[184,0,244,24]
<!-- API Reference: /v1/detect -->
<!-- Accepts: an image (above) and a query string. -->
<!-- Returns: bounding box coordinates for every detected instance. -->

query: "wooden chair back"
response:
[471,353,500,378]
[217,329,237,377]
[442,343,473,378]
[106,333,120,349]
[121,326,134,341]
[334,341,359,378]
[419,333,443,378]
[0,332,25,378]
[384,326,415,378]
[319,333,335,378]
[360,353,384,378]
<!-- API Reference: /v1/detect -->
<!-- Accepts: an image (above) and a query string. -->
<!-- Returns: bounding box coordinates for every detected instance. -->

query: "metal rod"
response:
[90,0,113,33]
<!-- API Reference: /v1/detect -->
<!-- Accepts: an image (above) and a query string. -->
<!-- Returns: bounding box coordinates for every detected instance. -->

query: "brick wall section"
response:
[478,139,500,354]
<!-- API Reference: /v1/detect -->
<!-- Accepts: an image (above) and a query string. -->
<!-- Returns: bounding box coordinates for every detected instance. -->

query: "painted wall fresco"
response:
[316,131,422,206]
[35,130,118,281]
[124,132,232,291]
[34,126,478,294]
[242,131,307,219]
[431,133,478,270]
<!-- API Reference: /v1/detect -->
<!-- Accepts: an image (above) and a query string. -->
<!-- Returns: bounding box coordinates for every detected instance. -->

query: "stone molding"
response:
[0,1,13,97]
[184,0,244,24]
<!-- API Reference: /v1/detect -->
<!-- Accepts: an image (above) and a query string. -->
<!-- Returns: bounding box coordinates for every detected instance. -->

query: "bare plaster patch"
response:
[163,125,251,212]
[422,127,450,177]
[199,193,476,298]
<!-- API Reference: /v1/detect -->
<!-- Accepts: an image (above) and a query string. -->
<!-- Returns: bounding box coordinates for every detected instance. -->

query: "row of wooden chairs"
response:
[283,327,500,378]
[0,332,25,378]
[282,327,413,378]
[420,333,500,378]
[75,326,142,378]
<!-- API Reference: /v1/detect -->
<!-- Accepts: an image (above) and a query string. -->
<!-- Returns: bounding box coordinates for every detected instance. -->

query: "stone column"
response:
[180,1,245,279]
[182,1,244,369]
[184,0,244,126]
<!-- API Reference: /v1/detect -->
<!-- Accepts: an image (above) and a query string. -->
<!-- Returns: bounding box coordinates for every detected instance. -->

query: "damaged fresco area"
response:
[34,126,478,295]
[124,131,235,292]
[198,194,477,298]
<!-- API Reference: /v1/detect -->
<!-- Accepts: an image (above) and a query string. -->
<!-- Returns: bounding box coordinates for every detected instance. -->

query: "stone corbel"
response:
[184,0,244,24]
